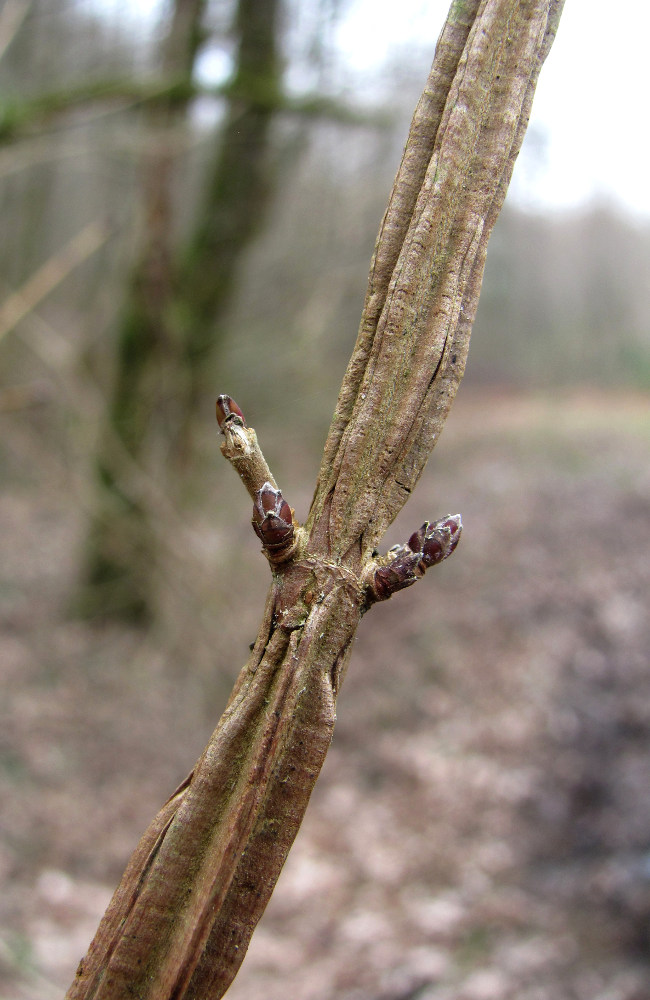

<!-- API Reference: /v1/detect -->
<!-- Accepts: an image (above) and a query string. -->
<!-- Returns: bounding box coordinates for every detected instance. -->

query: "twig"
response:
[66,2,565,997]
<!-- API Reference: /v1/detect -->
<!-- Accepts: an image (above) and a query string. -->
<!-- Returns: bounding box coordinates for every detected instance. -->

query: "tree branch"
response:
[0,76,388,144]
[308,0,564,560]
[66,2,564,997]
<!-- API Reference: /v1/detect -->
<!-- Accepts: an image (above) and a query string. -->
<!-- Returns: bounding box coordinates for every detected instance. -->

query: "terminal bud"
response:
[216,394,246,430]
[409,514,462,569]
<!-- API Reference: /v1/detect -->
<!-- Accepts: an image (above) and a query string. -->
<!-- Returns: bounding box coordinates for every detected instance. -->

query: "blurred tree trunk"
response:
[80,0,282,621]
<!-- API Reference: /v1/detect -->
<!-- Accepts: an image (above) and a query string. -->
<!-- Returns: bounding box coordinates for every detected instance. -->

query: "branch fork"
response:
[217,395,461,597]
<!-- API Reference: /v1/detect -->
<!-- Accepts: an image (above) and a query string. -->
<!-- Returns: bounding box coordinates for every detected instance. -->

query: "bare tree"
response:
[66,1,564,997]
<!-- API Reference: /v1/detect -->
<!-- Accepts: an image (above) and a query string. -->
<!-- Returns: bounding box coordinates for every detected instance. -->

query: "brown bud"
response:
[372,556,419,601]
[440,515,462,554]
[216,394,246,429]
[407,524,427,555]
[409,515,462,569]
[252,482,294,554]
[367,514,462,604]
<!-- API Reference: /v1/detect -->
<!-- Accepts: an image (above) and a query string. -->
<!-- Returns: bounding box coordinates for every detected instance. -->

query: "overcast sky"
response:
[111,0,650,219]
[515,0,650,218]
[334,0,650,219]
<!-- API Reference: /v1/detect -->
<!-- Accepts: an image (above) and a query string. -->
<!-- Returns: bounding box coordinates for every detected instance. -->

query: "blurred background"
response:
[1,1,649,997]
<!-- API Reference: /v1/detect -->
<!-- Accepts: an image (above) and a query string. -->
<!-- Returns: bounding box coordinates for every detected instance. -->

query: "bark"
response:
[67,1,564,997]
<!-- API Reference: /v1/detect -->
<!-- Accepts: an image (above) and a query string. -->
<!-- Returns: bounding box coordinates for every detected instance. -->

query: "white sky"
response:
[334,0,650,219]
[508,0,650,218]
[107,0,650,219]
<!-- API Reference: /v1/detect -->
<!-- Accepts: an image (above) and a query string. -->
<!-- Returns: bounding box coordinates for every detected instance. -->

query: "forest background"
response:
[1,2,649,999]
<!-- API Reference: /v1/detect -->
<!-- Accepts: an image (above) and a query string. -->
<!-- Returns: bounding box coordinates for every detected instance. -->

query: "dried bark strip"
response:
[67,2,564,998]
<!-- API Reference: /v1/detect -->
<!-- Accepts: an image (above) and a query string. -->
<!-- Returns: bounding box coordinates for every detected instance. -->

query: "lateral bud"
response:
[252,482,295,558]
[408,514,462,568]
[216,394,246,429]
[370,546,420,601]
[367,514,462,603]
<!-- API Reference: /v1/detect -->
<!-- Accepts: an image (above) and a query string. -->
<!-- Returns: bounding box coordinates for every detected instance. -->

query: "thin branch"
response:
[0,76,389,144]
[0,220,109,345]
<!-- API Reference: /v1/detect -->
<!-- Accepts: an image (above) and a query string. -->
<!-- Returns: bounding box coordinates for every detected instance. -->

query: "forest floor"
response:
[1,387,650,1000]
